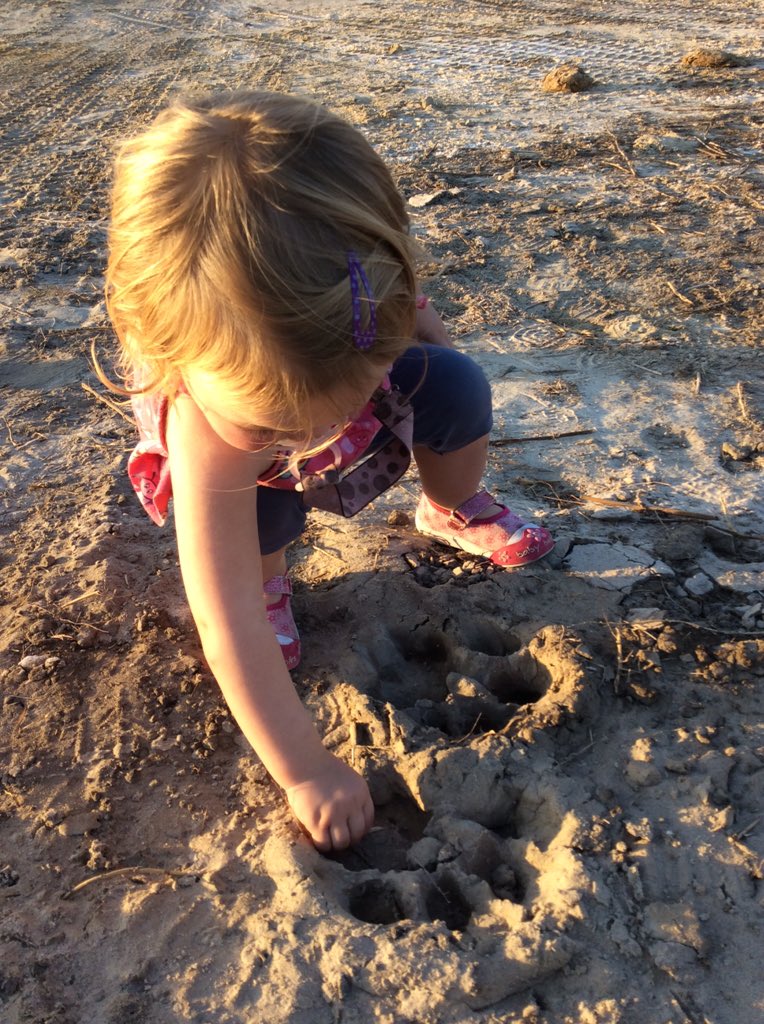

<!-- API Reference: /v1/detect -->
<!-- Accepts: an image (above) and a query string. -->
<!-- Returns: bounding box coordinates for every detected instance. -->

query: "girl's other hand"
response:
[285,754,375,852]
[415,299,454,348]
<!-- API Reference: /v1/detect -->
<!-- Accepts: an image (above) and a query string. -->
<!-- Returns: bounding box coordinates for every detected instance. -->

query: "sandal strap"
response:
[447,490,499,530]
[263,574,293,596]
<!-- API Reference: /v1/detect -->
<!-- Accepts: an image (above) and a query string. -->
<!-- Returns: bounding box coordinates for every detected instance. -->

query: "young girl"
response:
[101,90,553,853]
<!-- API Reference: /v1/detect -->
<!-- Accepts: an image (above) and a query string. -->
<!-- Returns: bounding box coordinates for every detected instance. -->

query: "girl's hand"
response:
[415,298,454,348]
[285,754,375,852]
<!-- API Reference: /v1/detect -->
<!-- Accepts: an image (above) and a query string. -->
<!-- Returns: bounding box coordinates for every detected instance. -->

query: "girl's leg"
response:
[389,345,553,566]
[414,434,498,515]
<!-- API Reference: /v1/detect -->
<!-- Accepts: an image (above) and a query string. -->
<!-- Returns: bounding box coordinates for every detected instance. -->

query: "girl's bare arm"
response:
[165,394,373,850]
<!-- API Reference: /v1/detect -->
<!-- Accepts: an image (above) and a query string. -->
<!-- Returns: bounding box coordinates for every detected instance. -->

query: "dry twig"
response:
[63,866,184,899]
[666,280,695,306]
[606,132,639,178]
[491,428,594,446]
[80,382,134,424]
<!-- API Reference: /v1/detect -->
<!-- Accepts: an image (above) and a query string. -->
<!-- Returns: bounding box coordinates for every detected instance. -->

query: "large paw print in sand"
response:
[296,581,604,1012]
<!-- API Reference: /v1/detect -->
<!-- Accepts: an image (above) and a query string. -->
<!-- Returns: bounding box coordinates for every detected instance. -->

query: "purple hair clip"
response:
[347,251,377,351]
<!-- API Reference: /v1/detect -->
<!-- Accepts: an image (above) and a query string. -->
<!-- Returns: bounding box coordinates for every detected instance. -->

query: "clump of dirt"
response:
[541,64,595,93]
[680,48,748,69]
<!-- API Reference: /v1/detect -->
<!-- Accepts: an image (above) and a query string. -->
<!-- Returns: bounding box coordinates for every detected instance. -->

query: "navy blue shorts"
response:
[257,344,493,554]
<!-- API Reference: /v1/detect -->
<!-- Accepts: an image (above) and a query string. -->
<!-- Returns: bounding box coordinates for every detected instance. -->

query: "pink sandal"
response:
[415,490,554,568]
[263,575,301,670]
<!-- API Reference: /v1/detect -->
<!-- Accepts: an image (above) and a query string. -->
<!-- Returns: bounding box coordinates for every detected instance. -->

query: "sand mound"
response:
[680,48,748,69]
[541,64,595,94]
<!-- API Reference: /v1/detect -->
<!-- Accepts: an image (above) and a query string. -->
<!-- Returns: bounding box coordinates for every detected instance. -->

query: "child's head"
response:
[104,90,418,433]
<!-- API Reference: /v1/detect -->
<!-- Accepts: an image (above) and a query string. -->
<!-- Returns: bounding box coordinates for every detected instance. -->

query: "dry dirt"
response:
[1,2,763,1023]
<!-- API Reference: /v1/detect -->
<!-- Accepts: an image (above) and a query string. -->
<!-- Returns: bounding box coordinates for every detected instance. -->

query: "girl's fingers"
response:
[363,797,375,832]
[330,821,350,851]
[311,827,333,853]
[348,809,369,845]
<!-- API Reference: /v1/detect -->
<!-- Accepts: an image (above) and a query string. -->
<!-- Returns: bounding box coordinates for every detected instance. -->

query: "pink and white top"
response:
[127,378,413,527]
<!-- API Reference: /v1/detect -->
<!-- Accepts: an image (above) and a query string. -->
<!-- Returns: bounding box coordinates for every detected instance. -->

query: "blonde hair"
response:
[99,89,418,428]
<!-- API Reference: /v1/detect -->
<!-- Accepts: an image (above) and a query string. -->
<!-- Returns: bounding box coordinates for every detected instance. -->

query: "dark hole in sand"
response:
[332,794,430,873]
[425,873,472,931]
[376,627,451,705]
[459,621,522,658]
[348,878,405,925]
[485,658,551,706]
[392,626,450,666]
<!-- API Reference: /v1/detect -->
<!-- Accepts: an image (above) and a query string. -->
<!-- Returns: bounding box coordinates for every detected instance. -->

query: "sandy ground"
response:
[1,2,763,1022]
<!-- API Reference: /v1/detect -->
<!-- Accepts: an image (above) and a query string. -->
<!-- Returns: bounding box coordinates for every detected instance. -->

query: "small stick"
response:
[647,220,667,235]
[666,280,695,306]
[606,132,639,178]
[578,494,715,522]
[1,415,18,447]
[58,588,100,610]
[736,381,761,429]
[81,382,134,424]
[612,625,625,696]
[732,816,761,842]
[491,428,594,446]
[451,714,483,744]
[63,866,182,899]
[311,544,346,564]
[518,479,764,539]
[558,729,595,767]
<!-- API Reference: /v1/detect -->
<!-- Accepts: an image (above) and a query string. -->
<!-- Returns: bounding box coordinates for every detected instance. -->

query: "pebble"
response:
[387,510,410,527]
[19,654,46,671]
[721,441,752,462]
[626,607,666,628]
[57,811,99,837]
[76,625,99,648]
[684,572,714,598]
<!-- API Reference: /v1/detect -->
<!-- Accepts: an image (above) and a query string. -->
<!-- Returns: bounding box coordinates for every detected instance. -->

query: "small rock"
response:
[446,673,496,701]
[387,510,410,527]
[0,865,20,888]
[57,812,100,837]
[624,818,652,842]
[625,678,659,704]
[721,441,752,462]
[589,508,636,521]
[541,64,596,93]
[608,919,641,957]
[76,625,98,648]
[19,654,47,671]
[408,188,461,208]
[684,572,714,598]
[626,607,666,628]
[85,840,111,872]
[407,836,441,870]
